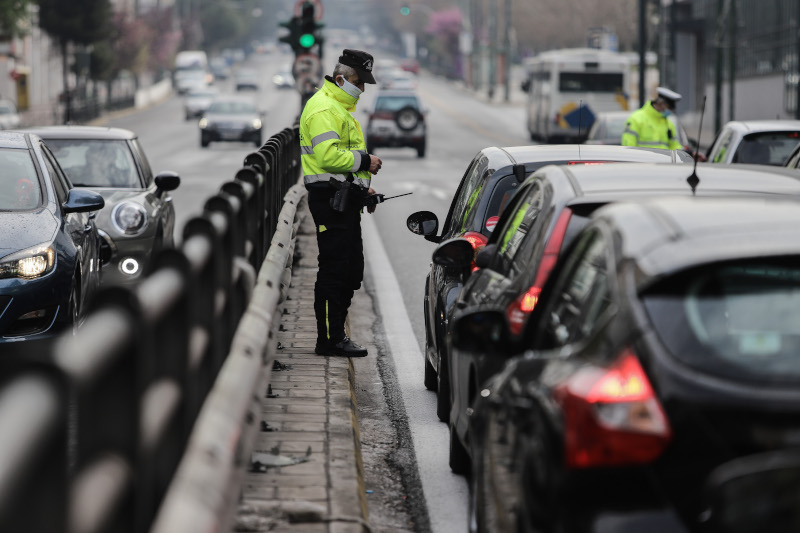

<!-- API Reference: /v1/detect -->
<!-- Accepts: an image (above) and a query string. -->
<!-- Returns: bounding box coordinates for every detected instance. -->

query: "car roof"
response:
[21,125,137,141]
[0,130,33,149]
[592,195,800,284]
[544,162,800,198]
[495,144,690,165]
[720,120,800,133]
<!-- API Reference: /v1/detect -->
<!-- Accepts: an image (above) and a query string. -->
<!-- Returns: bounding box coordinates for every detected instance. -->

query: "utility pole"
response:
[503,0,511,102]
[638,0,646,107]
[488,0,496,100]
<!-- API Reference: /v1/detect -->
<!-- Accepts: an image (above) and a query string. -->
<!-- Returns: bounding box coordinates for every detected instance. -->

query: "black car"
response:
[25,126,180,287]
[453,194,800,533]
[0,131,104,343]
[437,162,800,474]
[406,145,691,423]
[199,96,264,148]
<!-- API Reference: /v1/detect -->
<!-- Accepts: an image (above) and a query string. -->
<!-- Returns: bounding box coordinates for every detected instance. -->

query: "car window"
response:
[374,95,419,111]
[534,229,613,349]
[642,259,800,384]
[443,154,488,237]
[207,100,257,114]
[497,182,545,273]
[710,129,734,163]
[46,139,140,188]
[0,148,43,210]
[734,132,800,166]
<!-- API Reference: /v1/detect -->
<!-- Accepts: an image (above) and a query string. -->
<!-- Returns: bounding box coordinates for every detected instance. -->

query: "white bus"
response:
[524,48,632,143]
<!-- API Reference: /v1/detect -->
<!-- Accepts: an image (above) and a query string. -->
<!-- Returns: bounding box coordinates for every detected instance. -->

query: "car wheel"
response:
[68,286,80,335]
[417,143,426,158]
[201,135,210,148]
[424,354,437,391]
[395,105,421,131]
[449,420,470,475]
[437,355,451,422]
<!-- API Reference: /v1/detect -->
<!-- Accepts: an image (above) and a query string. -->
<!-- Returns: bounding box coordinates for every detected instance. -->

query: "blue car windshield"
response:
[0,149,42,211]
[46,139,140,188]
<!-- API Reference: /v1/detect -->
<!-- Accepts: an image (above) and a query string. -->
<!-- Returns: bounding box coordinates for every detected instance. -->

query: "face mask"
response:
[661,109,673,118]
[337,76,363,99]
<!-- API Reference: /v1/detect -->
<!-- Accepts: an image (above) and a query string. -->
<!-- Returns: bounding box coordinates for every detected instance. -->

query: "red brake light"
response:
[504,208,572,336]
[462,231,488,272]
[554,349,672,469]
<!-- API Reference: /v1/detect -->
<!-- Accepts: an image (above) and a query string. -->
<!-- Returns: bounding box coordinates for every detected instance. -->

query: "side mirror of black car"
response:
[407,210,440,242]
[701,448,800,533]
[475,243,497,270]
[432,237,474,268]
[155,171,181,197]
[451,309,513,355]
[63,188,104,214]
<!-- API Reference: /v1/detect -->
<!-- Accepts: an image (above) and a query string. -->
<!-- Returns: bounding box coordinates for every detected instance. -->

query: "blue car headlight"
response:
[0,244,56,279]
[112,201,147,235]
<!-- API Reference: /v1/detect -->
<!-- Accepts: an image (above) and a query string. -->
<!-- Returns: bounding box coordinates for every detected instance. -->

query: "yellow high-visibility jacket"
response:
[300,76,372,189]
[621,101,682,150]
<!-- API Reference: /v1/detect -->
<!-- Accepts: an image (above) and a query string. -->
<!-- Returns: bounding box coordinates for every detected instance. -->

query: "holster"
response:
[329,177,364,213]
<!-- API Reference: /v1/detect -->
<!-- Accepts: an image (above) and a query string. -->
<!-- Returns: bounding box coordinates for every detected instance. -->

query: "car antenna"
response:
[687,95,707,195]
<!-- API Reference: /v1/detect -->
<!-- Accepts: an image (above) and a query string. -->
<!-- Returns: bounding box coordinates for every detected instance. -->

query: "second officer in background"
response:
[299,49,383,357]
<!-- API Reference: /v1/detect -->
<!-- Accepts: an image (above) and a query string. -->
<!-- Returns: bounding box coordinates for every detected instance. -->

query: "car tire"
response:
[424,355,437,391]
[449,423,470,475]
[68,286,80,335]
[201,135,210,148]
[437,355,451,422]
[395,105,421,131]
[417,143,426,158]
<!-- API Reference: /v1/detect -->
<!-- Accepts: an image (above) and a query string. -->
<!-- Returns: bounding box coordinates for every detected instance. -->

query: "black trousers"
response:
[306,186,364,344]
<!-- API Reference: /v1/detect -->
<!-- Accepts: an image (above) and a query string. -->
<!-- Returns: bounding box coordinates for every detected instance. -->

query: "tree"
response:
[0,0,33,39]
[36,0,112,122]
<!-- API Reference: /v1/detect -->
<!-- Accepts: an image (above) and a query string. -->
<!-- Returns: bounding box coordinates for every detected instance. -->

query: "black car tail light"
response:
[553,348,672,469]
[505,208,572,335]
[462,231,488,272]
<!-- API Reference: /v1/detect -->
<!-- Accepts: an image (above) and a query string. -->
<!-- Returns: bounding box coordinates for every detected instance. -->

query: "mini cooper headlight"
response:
[251,118,262,130]
[112,202,147,235]
[0,244,56,279]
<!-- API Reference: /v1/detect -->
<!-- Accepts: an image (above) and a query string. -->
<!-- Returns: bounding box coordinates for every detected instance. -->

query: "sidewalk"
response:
[230,200,369,533]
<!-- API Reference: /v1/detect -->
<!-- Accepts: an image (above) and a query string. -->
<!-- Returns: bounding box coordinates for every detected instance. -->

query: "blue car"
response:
[0,131,105,344]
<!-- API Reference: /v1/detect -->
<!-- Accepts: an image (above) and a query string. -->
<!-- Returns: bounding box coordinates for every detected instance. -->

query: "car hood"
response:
[0,209,58,257]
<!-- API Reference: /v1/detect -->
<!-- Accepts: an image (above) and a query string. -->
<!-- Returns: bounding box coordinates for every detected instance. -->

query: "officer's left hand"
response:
[367,187,377,214]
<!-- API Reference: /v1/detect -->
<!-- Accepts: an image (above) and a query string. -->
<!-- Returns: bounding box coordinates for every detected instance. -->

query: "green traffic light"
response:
[299,33,316,48]
[400,6,410,15]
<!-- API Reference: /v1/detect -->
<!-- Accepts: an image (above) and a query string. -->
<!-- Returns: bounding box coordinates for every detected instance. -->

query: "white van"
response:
[524,48,632,143]
[174,50,208,73]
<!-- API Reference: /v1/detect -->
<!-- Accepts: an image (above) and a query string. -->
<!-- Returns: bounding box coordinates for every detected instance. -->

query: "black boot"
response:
[317,336,367,357]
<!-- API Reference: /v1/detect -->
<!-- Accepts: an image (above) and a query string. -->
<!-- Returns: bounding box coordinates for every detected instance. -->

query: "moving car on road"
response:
[183,86,218,120]
[454,194,800,532]
[0,131,104,343]
[199,96,264,148]
[406,145,691,424]
[365,89,427,157]
[438,162,800,475]
[26,126,180,286]
[706,120,800,165]
[584,109,694,149]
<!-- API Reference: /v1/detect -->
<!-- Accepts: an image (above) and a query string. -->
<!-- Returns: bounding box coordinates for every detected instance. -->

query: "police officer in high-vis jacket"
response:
[300,49,383,357]
[621,87,683,150]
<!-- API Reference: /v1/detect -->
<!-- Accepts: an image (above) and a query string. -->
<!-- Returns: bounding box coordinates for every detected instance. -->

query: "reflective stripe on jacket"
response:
[300,76,372,189]
[621,101,682,150]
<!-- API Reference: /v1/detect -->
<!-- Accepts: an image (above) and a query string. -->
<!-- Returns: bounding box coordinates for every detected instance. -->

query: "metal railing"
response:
[0,123,303,533]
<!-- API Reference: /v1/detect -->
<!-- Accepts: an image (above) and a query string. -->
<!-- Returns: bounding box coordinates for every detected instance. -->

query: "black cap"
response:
[338,49,376,84]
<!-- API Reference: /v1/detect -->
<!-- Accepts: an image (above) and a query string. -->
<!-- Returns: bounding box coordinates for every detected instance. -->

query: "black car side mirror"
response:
[451,308,513,355]
[432,237,474,268]
[407,210,440,242]
[63,188,104,214]
[155,171,181,197]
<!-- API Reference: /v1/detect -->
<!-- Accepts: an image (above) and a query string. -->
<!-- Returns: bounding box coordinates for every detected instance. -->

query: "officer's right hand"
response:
[368,155,382,174]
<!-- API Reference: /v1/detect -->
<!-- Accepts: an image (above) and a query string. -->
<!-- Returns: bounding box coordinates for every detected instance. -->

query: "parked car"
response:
[365,89,427,157]
[706,120,800,165]
[0,131,104,343]
[584,109,694,149]
[25,126,180,286]
[183,86,218,120]
[406,145,691,423]
[234,68,260,91]
[0,99,21,130]
[199,96,264,148]
[436,161,800,475]
[453,194,800,533]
